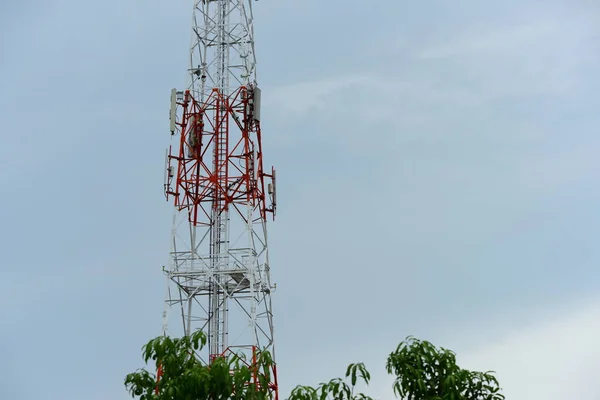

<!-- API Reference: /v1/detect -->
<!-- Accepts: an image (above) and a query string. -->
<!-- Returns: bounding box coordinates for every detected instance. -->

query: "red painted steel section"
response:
[165,87,274,226]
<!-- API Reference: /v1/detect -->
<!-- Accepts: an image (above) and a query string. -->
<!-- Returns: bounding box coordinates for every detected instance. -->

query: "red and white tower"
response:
[161,0,278,396]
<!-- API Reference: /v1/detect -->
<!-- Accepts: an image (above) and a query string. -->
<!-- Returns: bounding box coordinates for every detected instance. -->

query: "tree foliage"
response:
[288,362,374,400]
[125,333,504,400]
[384,336,504,400]
[124,330,274,400]
[287,336,503,400]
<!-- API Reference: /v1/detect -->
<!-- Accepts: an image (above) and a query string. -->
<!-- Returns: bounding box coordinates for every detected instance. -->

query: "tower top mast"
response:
[188,0,258,100]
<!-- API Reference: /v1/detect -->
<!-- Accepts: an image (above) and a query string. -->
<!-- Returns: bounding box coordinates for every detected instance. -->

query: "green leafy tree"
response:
[287,336,503,400]
[384,336,504,400]
[288,362,374,400]
[124,330,275,400]
[125,333,503,400]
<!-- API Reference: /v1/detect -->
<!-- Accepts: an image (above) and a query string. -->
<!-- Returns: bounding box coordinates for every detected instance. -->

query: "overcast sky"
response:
[2,0,600,399]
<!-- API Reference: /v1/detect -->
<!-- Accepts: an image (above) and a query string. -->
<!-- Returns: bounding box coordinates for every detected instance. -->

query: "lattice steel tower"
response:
[161,0,278,395]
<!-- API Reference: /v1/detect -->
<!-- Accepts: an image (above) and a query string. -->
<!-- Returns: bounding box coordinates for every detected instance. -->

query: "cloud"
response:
[458,296,600,400]
[266,5,598,128]
[415,9,598,97]
[264,75,369,114]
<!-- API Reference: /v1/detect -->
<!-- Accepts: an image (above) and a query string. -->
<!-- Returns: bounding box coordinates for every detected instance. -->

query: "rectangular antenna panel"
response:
[253,87,261,122]
[169,88,177,133]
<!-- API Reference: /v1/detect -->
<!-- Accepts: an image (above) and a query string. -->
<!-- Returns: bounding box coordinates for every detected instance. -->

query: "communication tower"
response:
[161,0,278,397]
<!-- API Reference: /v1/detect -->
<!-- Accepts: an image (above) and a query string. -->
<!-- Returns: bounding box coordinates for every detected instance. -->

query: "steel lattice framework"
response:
[161,0,278,397]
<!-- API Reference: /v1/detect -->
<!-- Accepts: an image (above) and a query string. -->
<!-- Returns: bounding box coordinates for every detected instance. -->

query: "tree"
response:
[286,336,504,400]
[288,362,374,400]
[125,333,504,400]
[384,336,504,400]
[124,330,275,400]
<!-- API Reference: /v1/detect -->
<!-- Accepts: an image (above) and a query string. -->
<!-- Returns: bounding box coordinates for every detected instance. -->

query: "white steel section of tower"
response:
[188,0,257,99]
